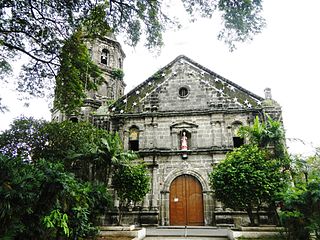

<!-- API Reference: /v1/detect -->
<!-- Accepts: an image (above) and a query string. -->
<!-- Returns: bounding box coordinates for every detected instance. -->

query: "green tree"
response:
[238,115,287,161]
[278,152,320,239]
[210,116,289,226]
[112,161,150,225]
[0,117,47,159]
[0,0,266,111]
[209,144,286,225]
[0,117,147,233]
[0,117,125,182]
[0,154,111,239]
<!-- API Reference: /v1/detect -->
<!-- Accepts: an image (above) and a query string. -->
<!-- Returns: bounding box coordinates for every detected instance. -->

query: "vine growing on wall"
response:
[111,68,124,80]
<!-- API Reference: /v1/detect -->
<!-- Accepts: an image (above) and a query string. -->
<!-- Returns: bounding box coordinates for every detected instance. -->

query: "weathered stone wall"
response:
[52,36,126,122]
[87,38,124,71]
[157,66,210,111]
[86,37,126,101]
[121,113,252,151]
[116,110,257,226]
[154,154,217,225]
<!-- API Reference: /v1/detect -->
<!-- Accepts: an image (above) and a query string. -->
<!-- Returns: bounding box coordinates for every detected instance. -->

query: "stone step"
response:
[99,226,146,240]
[144,237,228,240]
[145,227,229,239]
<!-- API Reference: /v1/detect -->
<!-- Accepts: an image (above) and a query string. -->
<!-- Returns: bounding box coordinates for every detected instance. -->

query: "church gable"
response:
[110,55,264,114]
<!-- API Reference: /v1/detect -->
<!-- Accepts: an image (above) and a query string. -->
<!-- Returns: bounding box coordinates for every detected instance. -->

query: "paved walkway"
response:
[144,226,229,239]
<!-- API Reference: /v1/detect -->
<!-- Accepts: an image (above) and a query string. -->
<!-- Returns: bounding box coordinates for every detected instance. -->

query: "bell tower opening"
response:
[101,48,109,65]
[51,34,126,124]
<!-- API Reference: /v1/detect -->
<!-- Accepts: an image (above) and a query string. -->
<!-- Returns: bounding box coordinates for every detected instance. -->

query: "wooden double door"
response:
[169,175,204,226]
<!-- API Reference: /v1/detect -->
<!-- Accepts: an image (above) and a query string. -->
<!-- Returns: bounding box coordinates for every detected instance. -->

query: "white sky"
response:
[1,0,319,156]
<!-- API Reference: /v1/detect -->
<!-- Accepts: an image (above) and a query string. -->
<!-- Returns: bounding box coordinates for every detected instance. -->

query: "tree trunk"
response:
[118,201,123,226]
[270,203,281,226]
[246,207,256,226]
[256,204,261,226]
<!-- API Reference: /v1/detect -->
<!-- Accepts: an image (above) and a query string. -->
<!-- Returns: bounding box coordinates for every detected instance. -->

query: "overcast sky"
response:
[1,0,319,156]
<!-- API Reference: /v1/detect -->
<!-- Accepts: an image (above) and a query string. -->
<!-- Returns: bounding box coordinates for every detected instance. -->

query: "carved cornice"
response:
[136,147,232,156]
[111,108,261,120]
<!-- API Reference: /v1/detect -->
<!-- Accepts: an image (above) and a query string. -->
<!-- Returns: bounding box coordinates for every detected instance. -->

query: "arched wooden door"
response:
[170,175,204,226]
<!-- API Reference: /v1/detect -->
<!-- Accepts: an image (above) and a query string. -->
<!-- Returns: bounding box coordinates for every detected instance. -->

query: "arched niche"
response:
[129,126,140,151]
[101,48,109,65]
[231,121,244,148]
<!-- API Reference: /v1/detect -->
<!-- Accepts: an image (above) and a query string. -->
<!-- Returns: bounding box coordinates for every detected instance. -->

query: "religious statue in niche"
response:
[181,131,188,150]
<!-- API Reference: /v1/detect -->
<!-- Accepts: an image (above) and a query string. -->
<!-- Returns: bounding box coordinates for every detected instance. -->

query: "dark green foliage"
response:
[181,0,266,50]
[0,1,110,97]
[113,162,150,204]
[238,116,287,160]
[210,116,288,226]
[0,155,111,239]
[0,117,131,183]
[209,144,287,225]
[112,161,151,225]
[54,30,104,114]
[0,117,47,159]
[235,118,320,237]
[279,178,320,239]
[278,153,320,239]
[111,68,125,80]
[0,117,150,232]
[0,58,12,79]
[81,3,112,39]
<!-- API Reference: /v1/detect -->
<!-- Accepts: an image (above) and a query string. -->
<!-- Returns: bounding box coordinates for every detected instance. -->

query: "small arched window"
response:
[69,117,78,123]
[101,49,109,65]
[119,58,122,68]
[232,122,244,148]
[129,127,139,151]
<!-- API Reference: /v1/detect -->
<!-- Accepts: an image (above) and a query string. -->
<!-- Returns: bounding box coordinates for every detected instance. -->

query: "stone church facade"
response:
[52,36,282,226]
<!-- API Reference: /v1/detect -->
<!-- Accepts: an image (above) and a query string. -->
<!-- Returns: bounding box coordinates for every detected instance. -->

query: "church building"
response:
[52,35,282,226]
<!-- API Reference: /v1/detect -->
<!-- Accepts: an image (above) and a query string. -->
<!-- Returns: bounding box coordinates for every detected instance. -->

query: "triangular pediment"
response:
[110,55,264,114]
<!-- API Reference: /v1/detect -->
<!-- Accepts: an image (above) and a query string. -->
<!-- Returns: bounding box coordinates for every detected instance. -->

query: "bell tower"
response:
[86,34,126,102]
[52,34,126,123]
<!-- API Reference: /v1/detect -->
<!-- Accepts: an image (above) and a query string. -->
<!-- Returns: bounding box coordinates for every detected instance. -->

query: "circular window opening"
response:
[179,87,189,97]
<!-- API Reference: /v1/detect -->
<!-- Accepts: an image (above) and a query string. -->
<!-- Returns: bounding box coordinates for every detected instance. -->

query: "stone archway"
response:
[169,174,204,226]
[160,169,210,226]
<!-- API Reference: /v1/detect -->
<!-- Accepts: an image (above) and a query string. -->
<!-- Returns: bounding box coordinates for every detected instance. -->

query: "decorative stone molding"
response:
[162,169,210,192]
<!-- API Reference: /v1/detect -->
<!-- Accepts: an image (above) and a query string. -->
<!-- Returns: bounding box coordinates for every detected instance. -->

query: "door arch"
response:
[169,174,204,225]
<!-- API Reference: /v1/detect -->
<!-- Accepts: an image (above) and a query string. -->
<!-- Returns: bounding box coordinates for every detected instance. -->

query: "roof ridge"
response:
[175,55,264,101]
[111,55,264,109]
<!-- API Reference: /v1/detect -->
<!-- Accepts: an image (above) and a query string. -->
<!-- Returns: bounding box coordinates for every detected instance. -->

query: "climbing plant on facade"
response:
[111,68,124,80]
